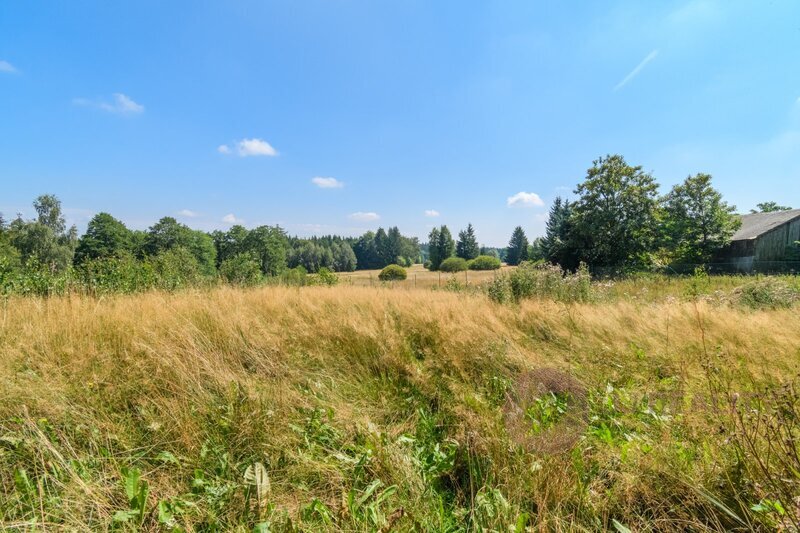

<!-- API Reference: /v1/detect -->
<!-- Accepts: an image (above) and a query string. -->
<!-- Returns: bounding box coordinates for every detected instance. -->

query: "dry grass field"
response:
[1,280,799,530]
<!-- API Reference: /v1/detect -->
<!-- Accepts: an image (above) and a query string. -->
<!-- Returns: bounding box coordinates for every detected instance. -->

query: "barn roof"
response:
[732,208,800,241]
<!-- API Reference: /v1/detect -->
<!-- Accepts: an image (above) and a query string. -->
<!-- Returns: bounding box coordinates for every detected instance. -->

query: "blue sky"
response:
[1,0,799,246]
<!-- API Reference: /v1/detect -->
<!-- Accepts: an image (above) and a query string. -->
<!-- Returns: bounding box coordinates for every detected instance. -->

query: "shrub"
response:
[150,247,205,291]
[1,259,76,297]
[441,277,470,293]
[684,266,711,298]
[423,260,432,270]
[732,278,799,310]
[219,253,262,286]
[486,262,592,304]
[439,257,468,273]
[486,276,513,303]
[379,264,407,281]
[77,253,156,294]
[314,267,339,286]
[469,255,501,271]
[279,266,308,286]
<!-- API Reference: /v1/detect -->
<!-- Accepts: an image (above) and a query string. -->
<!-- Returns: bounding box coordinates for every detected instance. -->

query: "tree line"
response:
[424,223,515,271]
[537,154,789,271]
[1,153,792,294]
[422,154,793,273]
[0,197,425,293]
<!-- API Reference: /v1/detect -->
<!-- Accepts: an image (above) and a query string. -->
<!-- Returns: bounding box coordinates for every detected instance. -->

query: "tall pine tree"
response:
[540,196,577,269]
[436,226,456,268]
[506,226,529,266]
[374,227,390,266]
[427,227,441,269]
[456,223,479,260]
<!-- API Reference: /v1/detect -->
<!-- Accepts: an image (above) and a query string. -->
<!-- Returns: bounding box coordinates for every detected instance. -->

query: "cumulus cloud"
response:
[178,209,198,218]
[424,209,440,217]
[0,60,17,73]
[311,176,344,189]
[507,192,545,208]
[222,213,244,224]
[348,212,380,222]
[73,93,144,114]
[614,49,659,91]
[218,138,279,157]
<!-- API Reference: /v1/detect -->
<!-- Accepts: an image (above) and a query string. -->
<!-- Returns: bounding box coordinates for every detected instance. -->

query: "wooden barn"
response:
[718,209,800,271]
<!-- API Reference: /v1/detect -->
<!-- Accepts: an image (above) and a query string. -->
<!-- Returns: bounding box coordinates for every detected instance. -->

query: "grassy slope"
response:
[1,285,799,531]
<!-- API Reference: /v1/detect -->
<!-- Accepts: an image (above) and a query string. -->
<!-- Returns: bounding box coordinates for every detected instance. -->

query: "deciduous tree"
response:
[750,201,792,213]
[75,213,133,264]
[663,173,740,264]
[571,155,659,267]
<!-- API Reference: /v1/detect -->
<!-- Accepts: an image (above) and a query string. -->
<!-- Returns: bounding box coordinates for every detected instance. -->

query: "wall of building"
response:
[754,218,800,261]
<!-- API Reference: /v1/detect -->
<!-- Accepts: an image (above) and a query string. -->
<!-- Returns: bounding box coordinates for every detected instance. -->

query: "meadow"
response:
[1,273,799,531]
[337,264,512,289]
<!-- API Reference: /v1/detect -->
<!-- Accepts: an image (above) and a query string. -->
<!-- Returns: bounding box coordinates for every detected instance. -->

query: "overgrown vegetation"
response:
[1,280,798,530]
[485,261,592,304]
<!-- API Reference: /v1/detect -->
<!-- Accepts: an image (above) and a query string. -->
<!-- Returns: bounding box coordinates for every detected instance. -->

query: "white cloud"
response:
[507,192,545,208]
[73,93,144,114]
[222,213,244,224]
[312,176,344,189]
[424,209,440,217]
[178,209,198,218]
[348,211,380,222]
[238,138,277,157]
[109,93,144,113]
[613,49,659,91]
[0,60,17,73]
[218,138,279,157]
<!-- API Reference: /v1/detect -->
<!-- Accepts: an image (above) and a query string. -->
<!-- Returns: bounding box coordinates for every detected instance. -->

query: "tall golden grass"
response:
[1,284,798,530]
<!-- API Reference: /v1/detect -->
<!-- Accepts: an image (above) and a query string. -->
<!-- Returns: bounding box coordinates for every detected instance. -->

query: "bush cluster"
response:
[1,249,220,297]
[732,278,800,310]
[219,252,262,286]
[378,264,407,281]
[313,267,339,286]
[439,257,468,273]
[469,255,502,271]
[485,261,592,304]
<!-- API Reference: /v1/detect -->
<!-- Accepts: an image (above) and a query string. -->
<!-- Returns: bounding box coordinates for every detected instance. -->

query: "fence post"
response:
[438,272,441,287]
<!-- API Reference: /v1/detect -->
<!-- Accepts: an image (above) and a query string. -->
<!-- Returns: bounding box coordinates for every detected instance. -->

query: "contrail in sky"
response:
[614,49,659,91]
